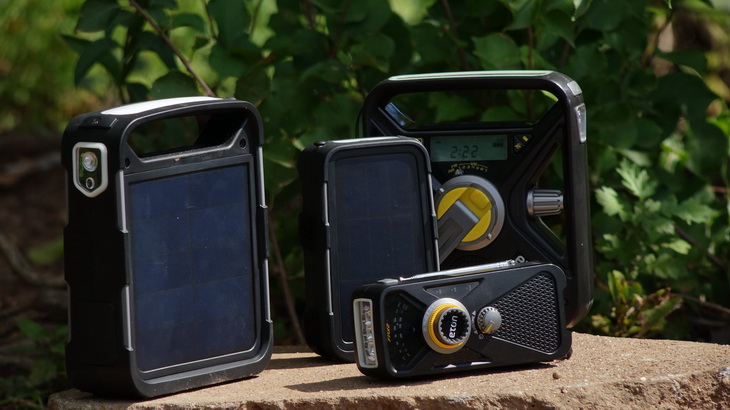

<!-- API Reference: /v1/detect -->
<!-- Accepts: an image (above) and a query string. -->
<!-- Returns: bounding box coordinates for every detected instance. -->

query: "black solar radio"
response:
[361,71,593,327]
[298,137,439,362]
[352,260,571,378]
[62,97,271,398]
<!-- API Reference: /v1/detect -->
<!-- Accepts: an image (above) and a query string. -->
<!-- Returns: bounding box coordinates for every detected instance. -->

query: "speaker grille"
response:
[492,272,561,353]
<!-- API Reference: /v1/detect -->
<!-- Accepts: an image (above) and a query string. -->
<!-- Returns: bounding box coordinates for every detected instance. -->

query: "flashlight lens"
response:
[354,298,378,368]
[81,151,98,172]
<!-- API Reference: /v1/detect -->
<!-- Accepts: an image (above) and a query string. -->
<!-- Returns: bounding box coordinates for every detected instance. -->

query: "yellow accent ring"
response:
[426,303,466,351]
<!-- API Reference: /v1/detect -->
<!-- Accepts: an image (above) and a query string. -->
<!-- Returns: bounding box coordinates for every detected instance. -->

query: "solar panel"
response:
[330,152,430,344]
[129,164,256,371]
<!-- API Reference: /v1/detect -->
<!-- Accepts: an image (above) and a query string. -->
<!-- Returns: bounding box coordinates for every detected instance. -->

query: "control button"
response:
[512,134,532,154]
[477,306,502,334]
[527,189,564,217]
[80,116,117,129]
[422,298,471,354]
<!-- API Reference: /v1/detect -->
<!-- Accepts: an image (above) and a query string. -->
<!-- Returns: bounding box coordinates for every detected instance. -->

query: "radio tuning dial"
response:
[435,175,505,263]
[422,298,471,354]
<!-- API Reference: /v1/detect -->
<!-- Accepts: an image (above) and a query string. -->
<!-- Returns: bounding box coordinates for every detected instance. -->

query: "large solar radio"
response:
[62,97,271,398]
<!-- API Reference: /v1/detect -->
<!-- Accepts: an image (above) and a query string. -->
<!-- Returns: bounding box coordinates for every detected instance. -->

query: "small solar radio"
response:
[361,71,593,327]
[62,97,271,398]
[352,261,571,378]
[298,137,439,362]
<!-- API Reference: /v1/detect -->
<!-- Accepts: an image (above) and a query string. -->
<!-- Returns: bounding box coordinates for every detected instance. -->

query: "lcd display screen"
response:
[430,135,508,162]
[129,165,256,372]
[331,153,428,344]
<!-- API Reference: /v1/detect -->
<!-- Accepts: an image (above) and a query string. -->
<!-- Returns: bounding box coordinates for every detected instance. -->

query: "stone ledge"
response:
[48,333,730,409]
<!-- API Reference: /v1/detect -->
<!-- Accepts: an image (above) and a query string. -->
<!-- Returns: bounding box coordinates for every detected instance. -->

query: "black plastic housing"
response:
[361,71,593,327]
[298,137,439,362]
[62,97,271,398]
[352,262,571,378]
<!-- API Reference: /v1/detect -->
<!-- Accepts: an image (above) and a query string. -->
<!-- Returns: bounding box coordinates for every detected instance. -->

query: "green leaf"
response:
[473,33,521,70]
[299,60,348,84]
[149,70,200,98]
[430,93,479,123]
[591,105,638,150]
[17,319,47,342]
[607,270,629,305]
[310,0,340,13]
[645,253,684,279]
[209,0,251,53]
[138,31,177,69]
[617,149,651,167]
[390,0,436,24]
[663,239,691,255]
[235,67,271,105]
[595,186,625,218]
[640,293,682,333]
[500,0,537,30]
[574,0,592,18]
[657,49,707,76]
[126,82,150,103]
[76,0,120,32]
[541,10,575,47]
[26,237,64,266]
[652,72,717,122]
[209,43,248,78]
[668,196,716,225]
[412,23,454,65]
[73,38,119,85]
[29,359,58,386]
[563,44,607,82]
[151,0,178,9]
[685,121,729,177]
[170,13,206,32]
[481,106,523,122]
[582,0,632,31]
[631,117,664,149]
[350,33,395,73]
[616,160,657,200]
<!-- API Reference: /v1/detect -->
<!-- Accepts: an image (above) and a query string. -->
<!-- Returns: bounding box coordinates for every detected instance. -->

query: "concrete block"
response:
[48,333,730,409]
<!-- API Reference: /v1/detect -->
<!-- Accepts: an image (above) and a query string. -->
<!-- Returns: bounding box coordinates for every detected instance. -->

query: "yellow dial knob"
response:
[422,298,471,354]
[435,175,505,254]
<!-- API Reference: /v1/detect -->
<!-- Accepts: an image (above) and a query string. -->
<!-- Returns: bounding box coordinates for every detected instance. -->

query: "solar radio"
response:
[62,97,271,398]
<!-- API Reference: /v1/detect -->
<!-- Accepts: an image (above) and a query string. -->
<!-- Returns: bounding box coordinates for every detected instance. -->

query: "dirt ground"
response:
[0,131,68,383]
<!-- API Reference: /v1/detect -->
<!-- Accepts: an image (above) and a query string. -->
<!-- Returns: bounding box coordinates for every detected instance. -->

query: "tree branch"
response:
[129,0,216,97]
[674,225,728,272]
[440,0,470,71]
[303,0,317,30]
[268,215,306,345]
[0,231,64,288]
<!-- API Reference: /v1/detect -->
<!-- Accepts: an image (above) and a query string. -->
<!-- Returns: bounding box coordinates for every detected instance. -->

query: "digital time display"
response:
[430,135,508,162]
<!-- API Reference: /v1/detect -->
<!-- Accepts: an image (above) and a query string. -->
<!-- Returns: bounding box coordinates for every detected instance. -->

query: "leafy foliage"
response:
[0,0,101,132]
[63,0,730,343]
[0,321,69,409]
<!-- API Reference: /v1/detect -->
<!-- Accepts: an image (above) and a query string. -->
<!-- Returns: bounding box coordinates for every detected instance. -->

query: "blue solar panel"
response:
[332,153,428,342]
[129,165,255,371]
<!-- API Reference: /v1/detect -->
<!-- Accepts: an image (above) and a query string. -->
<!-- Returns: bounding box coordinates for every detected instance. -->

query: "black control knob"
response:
[527,189,564,217]
[422,298,471,354]
[476,306,502,334]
